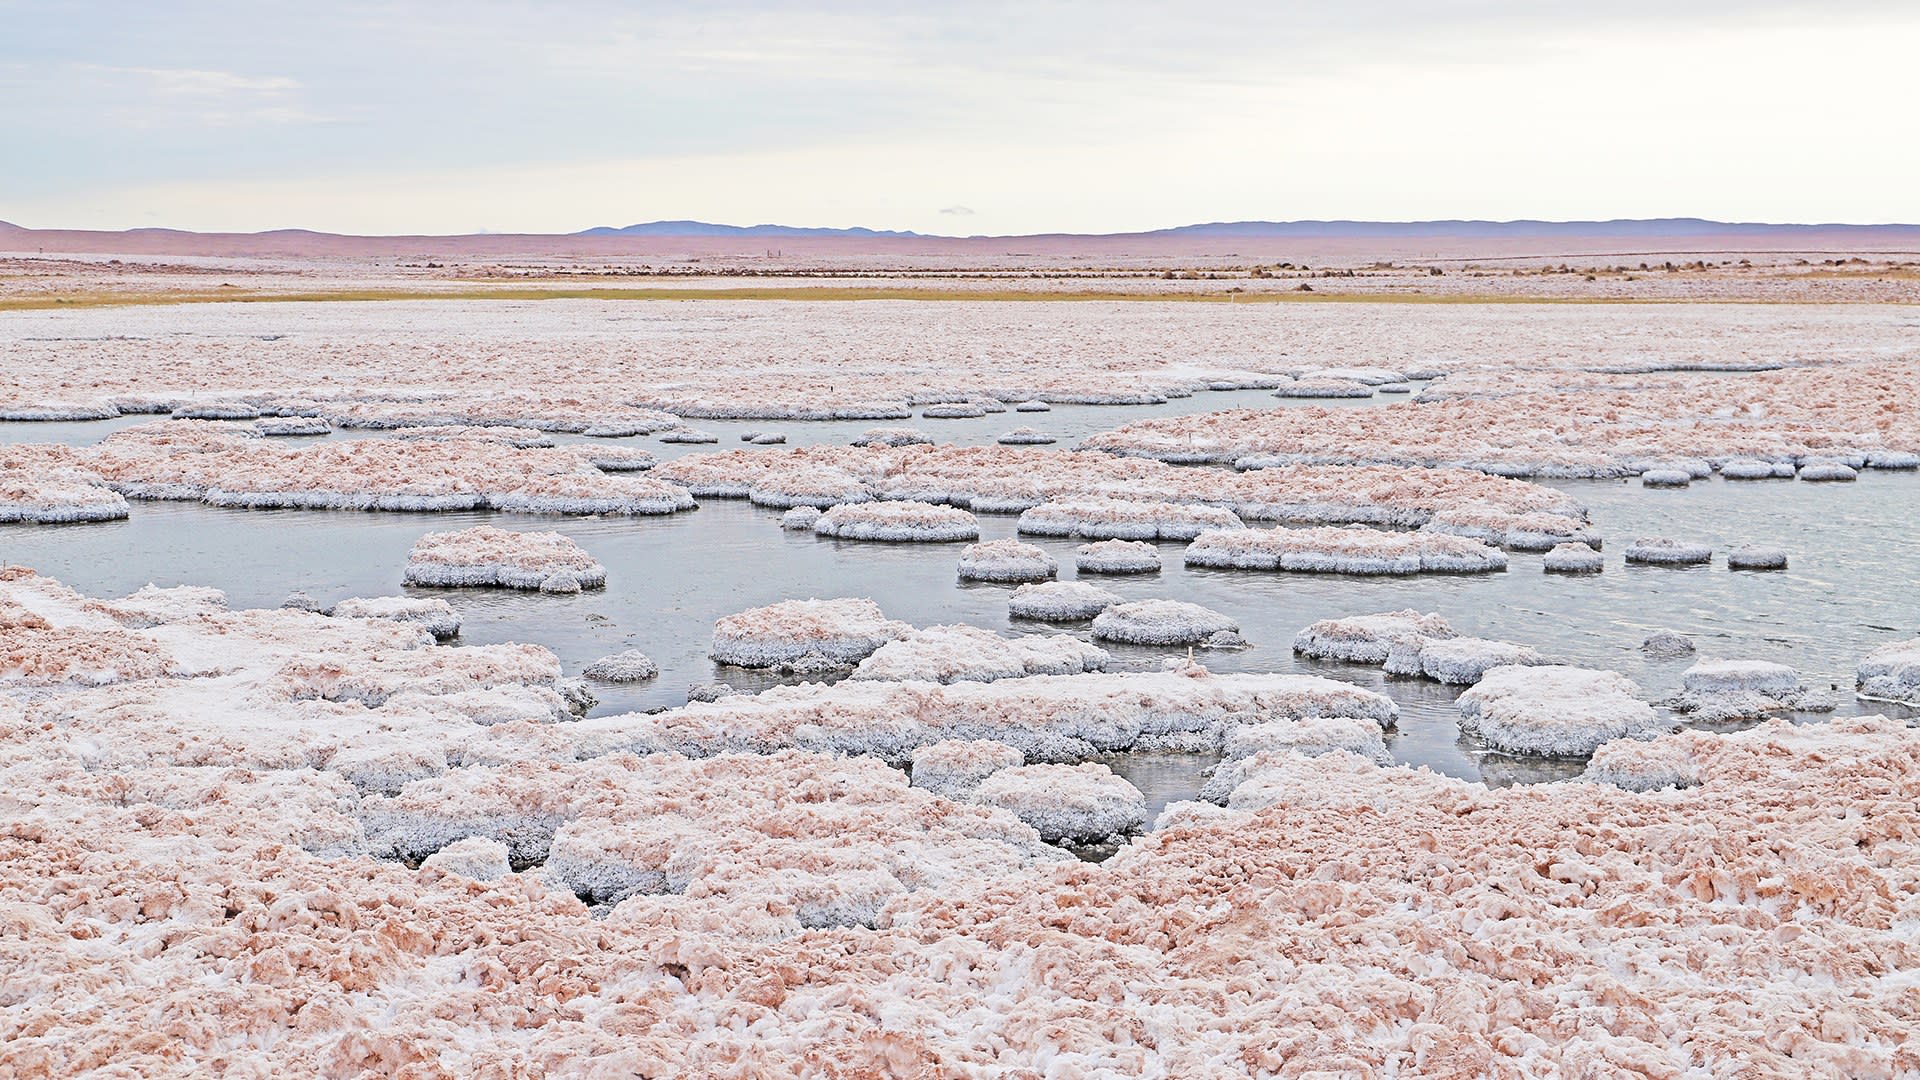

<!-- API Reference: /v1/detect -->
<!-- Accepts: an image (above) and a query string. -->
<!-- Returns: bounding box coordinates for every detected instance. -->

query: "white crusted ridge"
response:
[1457,665,1673,757]
[1075,539,1162,574]
[850,624,1108,684]
[1007,581,1122,621]
[402,526,607,591]
[709,597,911,673]
[957,538,1057,583]
[813,500,980,542]
[1092,600,1238,646]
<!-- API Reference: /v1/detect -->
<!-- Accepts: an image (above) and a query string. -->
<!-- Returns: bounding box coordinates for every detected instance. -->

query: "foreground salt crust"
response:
[0,447,131,524]
[1457,665,1673,756]
[1091,599,1238,646]
[709,597,911,672]
[402,526,607,591]
[811,500,980,542]
[1185,525,1508,574]
[1007,581,1121,621]
[849,624,1107,684]
[1017,498,1244,541]
[1580,734,1701,791]
[1856,638,1920,704]
[1198,716,1394,802]
[328,596,462,639]
[1075,538,1162,574]
[1666,660,1836,721]
[971,763,1148,844]
[956,538,1057,583]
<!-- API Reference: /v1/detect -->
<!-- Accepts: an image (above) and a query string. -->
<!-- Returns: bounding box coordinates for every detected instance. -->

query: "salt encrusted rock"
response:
[749,466,873,509]
[1543,542,1605,573]
[1018,498,1244,542]
[1642,630,1697,659]
[255,416,332,436]
[1274,379,1374,398]
[922,402,989,418]
[813,500,980,542]
[709,597,911,672]
[1865,450,1920,469]
[1202,629,1249,649]
[659,428,720,443]
[996,427,1057,445]
[419,836,513,882]
[281,590,325,613]
[1301,366,1406,386]
[1457,665,1672,757]
[582,650,660,683]
[1092,600,1238,647]
[1013,399,1052,412]
[1185,525,1507,575]
[1075,539,1162,574]
[742,431,787,445]
[558,679,597,714]
[851,625,1108,684]
[330,596,462,640]
[687,682,737,703]
[850,427,933,448]
[1293,610,1456,664]
[1666,660,1836,721]
[1581,736,1700,792]
[81,584,231,629]
[1727,544,1788,570]
[1634,457,1713,479]
[972,763,1147,844]
[1640,469,1693,488]
[0,453,131,524]
[403,526,607,591]
[1797,458,1858,482]
[1384,636,1546,685]
[1720,457,1793,479]
[1152,799,1233,830]
[1856,639,1920,704]
[1419,507,1600,552]
[910,739,1025,800]
[957,539,1058,583]
[579,446,657,472]
[1007,581,1122,621]
[172,401,261,420]
[1625,537,1713,565]
[1200,717,1393,801]
[780,505,822,530]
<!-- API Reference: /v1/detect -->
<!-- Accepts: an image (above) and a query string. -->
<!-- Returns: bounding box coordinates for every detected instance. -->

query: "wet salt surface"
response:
[6,463,1913,791]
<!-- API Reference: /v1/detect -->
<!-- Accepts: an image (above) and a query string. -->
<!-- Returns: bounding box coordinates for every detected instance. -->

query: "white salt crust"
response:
[909,739,1025,800]
[956,539,1058,583]
[1091,600,1238,646]
[996,427,1057,445]
[1274,379,1374,398]
[709,597,911,672]
[402,526,607,591]
[779,505,821,530]
[1074,539,1162,574]
[1542,542,1605,573]
[1018,498,1244,541]
[328,596,462,640]
[1640,469,1693,488]
[1665,660,1837,722]
[1624,537,1713,565]
[1727,545,1788,570]
[1642,630,1698,659]
[1580,734,1701,792]
[1199,717,1394,803]
[1292,610,1456,664]
[1007,581,1122,622]
[1856,638,1920,704]
[1384,636,1547,685]
[1457,665,1673,757]
[419,836,513,882]
[1184,525,1508,575]
[812,500,980,542]
[849,427,933,448]
[1720,458,1794,479]
[582,650,660,683]
[850,625,1108,684]
[971,763,1148,844]
[1797,459,1858,482]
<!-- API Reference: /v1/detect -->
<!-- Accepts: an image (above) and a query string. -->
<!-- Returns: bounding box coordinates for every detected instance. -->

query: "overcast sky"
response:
[4,1,1916,234]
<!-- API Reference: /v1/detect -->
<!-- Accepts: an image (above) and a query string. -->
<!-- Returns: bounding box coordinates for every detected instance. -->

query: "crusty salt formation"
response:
[956,538,1057,583]
[812,500,980,542]
[1017,498,1244,541]
[1856,638,1920,705]
[418,835,513,882]
[1797,458,1858,482]
[909,739,1025,800]
[996,427,1056,445]
[921,401,989,418]
[1302,366,1407,385]
[1384,635,1547,685]
[850,426,932,447]
[709,597,911,672]
[1625,537,1713,565]
[578,445,657,472]
[1727,544,1788,570]
[1013,399,1051,412]
[582,650,659,683]
[82,583,231,629]
[779,505,822,530]
[0,448,131,524]
[1721,457,1794,479]
[1640,468,1693,487]
[1292,609,1455,664]
[658,428,718,443]
[741,430,786,445]
[1007,581,1122,621]
[1075,538,1162,574]
[1457,665,1672,757]
[971,763,1148,845]
[1580,734,1701,791]
[1274,378,1373,398]
[1418,505,1601,551]
[254,415,333,436]
[1184,525,1508,574]
[1666,659,1836,721]
[1542,541,1605,573]
[402,526,607,591]
[1091,599,1238,646]
[850,624,1107,684]
[1199,716,1394,802]
[329,596,462,639]
[1642,629,1698,658]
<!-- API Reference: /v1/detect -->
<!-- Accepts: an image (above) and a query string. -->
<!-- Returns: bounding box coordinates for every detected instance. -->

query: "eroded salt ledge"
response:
[1457,665,1673,756]
[1665,660,1837,721]
[403,526,607,591]
[850,624,1108,684]
[6,564,1920,1075]
[1185,525,1509,575]
[1075,538,1162,574]
[811,500,980,542]
[1293,610,1545,685]
[708,597,911,673]
[1857,638,1920,705]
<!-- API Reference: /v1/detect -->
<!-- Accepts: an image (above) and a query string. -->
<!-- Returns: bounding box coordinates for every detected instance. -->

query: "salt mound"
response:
[972,763,1147,844]
[1013,399,1051,412]
[1092,600,1238,646]
[813,500,980,542]
[851,625,1107,684]
[850,427,933,448]
[957,539,1058,583]
[1292,610,1455,664]
[922,402,988,419]
[1625,537,1713,565]
[1274,379,1373,398]
[255,416,332,436]
[749,466,872,509]
[742,431,787,445]
[1008,581,1122,621]
[1200,717,1392,801]
[780,505,822,530]
[1856,639,1920,705]
[84,584,231,628]
[1798,459,1858,482]
[1019,498,1244,541]
[659,428,719,443]
[996,427,1057,445]
[403,526,606,591]
[1642,630,1697,658]
[330,596,462,639]
[1076,539,1161,574]
[1866,450,1920,469]
[1457,665,1672,757]
[1727,544,1788,570]
[419,836,513,882]
[1385,636,1546,685]
[1185,525,1507,574]
[1721,458,1793,479]
[1301,366,1406,385]
[582,650,660,683]
[1543,542,1605,573]
[579,446,657,472]
[1420,506,1601,551]
[1666,660,1835,721]
[1581,736,1700,791]
[0,452,131,524]
[910,739,1024,799]
[1640,469,1692,488]
[710,597,911,672]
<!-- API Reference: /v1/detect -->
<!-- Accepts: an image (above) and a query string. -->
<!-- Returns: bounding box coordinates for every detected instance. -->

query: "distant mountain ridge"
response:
[574,217,1920,240]
[578,220,923,238]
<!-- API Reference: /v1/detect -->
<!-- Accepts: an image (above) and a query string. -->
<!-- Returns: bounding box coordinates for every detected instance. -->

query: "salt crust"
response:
[1385,636,1548,685]
[971,763,1148,844]
[1017,498,1244,541]
[811,500,980,542]
[0,447,131,523]
[1625,537,1713,565]
[418,835,513,882]
[402,526,607,591]
[909,739,1025,800]
[779,505,821,530]
[1091,599,1238,646]
[1274,379,1374,398]
[582,650,660,683]
[1292,610,1457,664]
[1199,716,1394,802]
[1580,734,1701,791]
[1727,544,1789,570]
[1457,665,1673,757]
[849,427,932,447]
[996,427,1056,445]
[709,597,911,672]
[1542,542,1605,573]
[1640,469,1693,487]
[956,538,1058,583]
[328,596,462,639]
[850,624,1108,684]
[1185,525,1508,574]
[1642,630,1698,658]
[1665,660,1837,722]
[1007,581,1122,621]
[1856,639,1920,704]
[1075,538,1162,574]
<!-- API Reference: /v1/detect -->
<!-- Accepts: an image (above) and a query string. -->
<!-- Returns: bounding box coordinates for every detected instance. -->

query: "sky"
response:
[3,1,1917,235]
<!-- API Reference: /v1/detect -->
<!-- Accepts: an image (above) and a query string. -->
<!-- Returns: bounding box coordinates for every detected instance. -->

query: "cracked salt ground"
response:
[5,466,1916,786]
